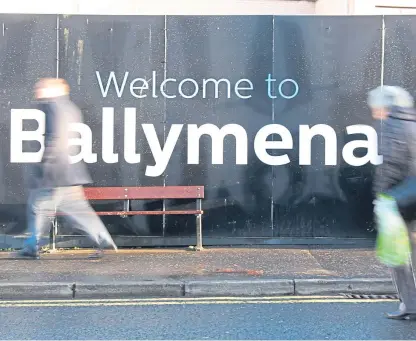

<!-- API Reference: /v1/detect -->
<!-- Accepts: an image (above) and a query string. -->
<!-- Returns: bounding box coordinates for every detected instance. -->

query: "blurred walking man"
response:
[368,85,416,319]
[16,78,117,259]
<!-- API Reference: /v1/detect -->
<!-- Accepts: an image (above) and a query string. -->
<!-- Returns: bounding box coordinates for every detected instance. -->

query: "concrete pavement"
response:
[0,247,395,299]
[0,296,414,340]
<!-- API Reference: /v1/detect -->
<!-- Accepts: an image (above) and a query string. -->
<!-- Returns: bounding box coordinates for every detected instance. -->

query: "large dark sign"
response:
[1,14,408,245]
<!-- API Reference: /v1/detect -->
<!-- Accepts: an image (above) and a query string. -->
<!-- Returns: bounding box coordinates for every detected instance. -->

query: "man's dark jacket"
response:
[373,106,416,213]
[37,95,92,188]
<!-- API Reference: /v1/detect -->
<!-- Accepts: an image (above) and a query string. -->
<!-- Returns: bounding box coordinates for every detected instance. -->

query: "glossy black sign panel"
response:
[57,15,166,236]
[384,16,416,98]
[164,16,273,237]
[272,16,382,237]
[0,15,56,236]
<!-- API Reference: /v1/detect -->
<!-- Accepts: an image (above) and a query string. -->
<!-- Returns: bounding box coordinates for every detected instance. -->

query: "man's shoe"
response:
[110,241,118,252]
[13,248,40,260]
[103,237,118,252]
[385,311,416,320]
[97,233,118,252]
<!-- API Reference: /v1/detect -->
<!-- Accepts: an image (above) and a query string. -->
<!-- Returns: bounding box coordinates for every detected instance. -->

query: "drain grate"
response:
[341,293,398,299]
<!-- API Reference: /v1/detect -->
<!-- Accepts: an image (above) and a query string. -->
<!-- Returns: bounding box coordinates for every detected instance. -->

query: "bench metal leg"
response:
[50,217,58,252]
[195,198,203,251]
[50,204,58,252]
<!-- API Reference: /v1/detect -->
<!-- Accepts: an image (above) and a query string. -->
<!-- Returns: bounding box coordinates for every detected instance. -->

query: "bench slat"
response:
[84,186,204,200]
[95,210,203,216]
[55,210,203,216]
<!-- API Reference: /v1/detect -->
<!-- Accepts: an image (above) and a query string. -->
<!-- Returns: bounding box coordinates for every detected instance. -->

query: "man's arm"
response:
[373,120,409,195]
[39,102,58,163]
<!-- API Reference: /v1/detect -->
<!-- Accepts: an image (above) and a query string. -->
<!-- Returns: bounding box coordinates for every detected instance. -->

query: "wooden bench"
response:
[51,186,205,251]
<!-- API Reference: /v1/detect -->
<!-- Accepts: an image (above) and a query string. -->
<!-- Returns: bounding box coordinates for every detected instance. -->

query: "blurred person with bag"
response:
[368,85,416,320]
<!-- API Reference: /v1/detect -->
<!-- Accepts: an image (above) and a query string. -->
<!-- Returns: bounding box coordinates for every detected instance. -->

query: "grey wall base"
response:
[0,235,49,250]
[0,234,375,250]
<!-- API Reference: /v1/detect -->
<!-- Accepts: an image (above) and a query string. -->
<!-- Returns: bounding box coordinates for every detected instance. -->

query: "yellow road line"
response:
[0,298,397,308]
[0,295,344,304]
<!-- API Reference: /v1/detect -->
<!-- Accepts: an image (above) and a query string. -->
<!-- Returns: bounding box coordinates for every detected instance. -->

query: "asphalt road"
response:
[1,296,416,340]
